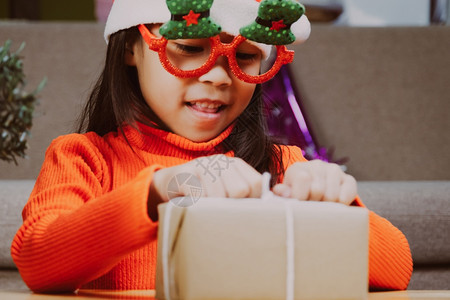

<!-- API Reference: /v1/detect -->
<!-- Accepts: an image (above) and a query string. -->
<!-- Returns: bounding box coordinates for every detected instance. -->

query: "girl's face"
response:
[126,27,262,142]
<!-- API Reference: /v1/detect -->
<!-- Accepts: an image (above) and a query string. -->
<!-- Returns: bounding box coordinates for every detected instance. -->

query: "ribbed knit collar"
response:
[123,122,234,154]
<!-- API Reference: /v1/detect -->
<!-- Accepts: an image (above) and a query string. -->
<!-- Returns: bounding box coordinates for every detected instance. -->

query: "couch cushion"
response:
[358,181,450,265]
[0,180,35,269]
[408,265,450,290]
[0,270,28,291]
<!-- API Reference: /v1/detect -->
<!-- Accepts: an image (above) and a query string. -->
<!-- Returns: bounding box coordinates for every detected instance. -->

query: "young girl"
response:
[11,0,412,293]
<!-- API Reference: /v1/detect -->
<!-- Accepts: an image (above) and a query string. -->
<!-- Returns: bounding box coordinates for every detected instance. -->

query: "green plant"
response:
[0,40,46,164]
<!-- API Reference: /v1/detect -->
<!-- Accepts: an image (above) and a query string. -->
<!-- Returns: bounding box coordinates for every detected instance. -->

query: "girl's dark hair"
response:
[77,27,160,136]
[77,27,284,184]
[222,85,284,185]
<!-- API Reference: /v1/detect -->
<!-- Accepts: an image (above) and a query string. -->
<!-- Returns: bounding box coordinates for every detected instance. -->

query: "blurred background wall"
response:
[0,0,449,25]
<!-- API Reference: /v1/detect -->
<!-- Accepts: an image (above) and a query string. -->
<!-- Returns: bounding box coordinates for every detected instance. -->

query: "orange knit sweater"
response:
[11,123,412,293]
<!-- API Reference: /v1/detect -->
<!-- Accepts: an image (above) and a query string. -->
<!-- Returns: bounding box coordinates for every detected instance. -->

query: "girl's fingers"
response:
[309,175,325,201]
[161,156,357,205]
[221,158,262,198]
[239,163,263,198]
[188,155,262,199]
[220,169,250,198]
[272,183,292,198]
[281,160,357,206]
[284,160,324,201]
[323,163,343,202]
[339,174,357,205]
[194,167,227,198]
[152,166,180,202]
[287,170,312,200]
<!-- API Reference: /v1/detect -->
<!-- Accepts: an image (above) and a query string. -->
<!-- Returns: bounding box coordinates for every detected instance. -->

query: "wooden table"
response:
[0,290,449,299]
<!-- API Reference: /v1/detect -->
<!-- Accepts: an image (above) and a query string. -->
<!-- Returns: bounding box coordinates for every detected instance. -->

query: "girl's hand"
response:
[149,154,262,207]
[272,160,357,205]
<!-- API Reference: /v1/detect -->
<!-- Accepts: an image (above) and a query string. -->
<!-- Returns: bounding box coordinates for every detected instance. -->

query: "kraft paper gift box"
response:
[155,195,369,300]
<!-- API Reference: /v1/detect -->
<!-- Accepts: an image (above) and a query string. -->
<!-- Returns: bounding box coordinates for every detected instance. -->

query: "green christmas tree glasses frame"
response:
[137,24,295,84]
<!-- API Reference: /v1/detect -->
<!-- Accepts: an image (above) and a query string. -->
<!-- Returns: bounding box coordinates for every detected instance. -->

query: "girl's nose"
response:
[198,56,232,87]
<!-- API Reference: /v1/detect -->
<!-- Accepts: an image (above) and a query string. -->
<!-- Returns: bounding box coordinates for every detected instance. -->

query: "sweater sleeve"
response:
[10,134,161,293]
[352,197,413,290]
[281,145,413,291]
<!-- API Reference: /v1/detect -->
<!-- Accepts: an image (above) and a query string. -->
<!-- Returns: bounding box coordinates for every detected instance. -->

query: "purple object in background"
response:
[262,65,332,162]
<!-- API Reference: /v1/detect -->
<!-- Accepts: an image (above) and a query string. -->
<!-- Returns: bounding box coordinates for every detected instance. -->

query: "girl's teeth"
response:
[192,102,221,109]
[190,102,222,113]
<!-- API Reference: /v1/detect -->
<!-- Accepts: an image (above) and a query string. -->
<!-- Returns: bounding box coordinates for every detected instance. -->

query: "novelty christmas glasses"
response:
[138,0,305,84]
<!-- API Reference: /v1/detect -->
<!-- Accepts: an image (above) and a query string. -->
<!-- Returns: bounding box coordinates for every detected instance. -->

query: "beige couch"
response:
[1,22,449,291]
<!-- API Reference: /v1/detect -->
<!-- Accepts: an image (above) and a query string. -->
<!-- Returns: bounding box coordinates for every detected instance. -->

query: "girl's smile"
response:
[186,98,226,118]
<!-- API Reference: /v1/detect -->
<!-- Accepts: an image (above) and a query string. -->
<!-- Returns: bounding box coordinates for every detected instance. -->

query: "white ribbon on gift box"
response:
[161,173,295,300]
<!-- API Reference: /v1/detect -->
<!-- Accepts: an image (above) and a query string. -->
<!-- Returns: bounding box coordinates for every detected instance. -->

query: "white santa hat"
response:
[104,0,311,58]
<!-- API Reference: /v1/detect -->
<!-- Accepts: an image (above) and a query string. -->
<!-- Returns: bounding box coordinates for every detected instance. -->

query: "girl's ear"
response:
[125,43,137,66]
